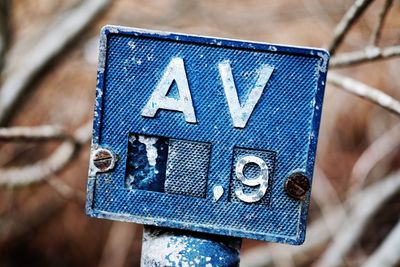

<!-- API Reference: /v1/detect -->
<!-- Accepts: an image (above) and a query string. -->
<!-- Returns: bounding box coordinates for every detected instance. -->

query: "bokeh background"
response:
[0,0,400,266]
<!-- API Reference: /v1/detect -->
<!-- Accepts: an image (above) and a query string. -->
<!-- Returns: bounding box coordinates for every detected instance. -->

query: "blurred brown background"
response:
[0,0,400,266]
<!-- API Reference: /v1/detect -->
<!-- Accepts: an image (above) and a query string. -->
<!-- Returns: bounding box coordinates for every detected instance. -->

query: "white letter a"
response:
[141,57,197,123]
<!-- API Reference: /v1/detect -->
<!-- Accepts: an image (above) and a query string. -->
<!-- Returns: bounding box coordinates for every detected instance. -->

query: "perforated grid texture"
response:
[165,139,211,198]
[229,148,276,206]
[87,26,329,244]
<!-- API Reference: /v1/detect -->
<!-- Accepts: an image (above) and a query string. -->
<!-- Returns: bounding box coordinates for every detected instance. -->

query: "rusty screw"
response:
[284,172,310,200]
[92,148,115,172]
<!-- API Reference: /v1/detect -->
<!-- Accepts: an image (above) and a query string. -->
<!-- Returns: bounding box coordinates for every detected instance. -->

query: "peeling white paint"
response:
[138,136,158,166]
[88,145,99,177]
[141,232,188,266]
[107,26,119,33]
[317,52,329,73]
[128,40,136,49]
[96,87,103,98]
[268,45,278,51]
[146,54,154,61]
[128,174,135,183]
[97,41,106,73]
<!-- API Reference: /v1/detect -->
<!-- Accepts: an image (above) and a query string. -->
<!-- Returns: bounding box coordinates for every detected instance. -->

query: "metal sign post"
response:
[86,25,329,265]
[141,226,241,266]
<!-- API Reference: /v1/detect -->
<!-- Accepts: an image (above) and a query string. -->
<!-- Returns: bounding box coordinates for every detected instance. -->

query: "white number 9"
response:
[234,155,269,203]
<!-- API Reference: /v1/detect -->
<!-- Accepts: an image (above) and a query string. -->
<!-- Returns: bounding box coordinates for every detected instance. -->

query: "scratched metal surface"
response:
[86,25,329,245]
[141,226,241,266]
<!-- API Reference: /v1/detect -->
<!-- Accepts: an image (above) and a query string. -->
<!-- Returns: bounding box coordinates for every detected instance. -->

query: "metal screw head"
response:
[92,148,115,172]
[284,172,310,200]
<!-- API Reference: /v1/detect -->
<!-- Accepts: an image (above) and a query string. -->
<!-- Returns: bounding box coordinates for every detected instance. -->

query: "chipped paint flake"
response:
[128,40,136,49]
[317,52,329,73]
[141,228,241,266]
[138,136,158,166]
[268,45,278,51]
[107,26,119,33]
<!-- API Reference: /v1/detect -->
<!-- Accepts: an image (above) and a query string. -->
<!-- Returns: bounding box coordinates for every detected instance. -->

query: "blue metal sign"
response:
[86,25,329,245]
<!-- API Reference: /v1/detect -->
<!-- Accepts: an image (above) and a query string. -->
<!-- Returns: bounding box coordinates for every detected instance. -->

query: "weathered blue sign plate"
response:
[86,25,329,245]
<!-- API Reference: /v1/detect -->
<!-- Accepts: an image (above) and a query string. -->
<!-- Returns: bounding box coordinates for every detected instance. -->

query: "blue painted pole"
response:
[141,226,242,266]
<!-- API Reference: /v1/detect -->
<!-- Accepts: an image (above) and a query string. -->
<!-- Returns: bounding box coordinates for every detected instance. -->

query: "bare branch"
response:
[349,123,400,194]
[313,170,400,267]
[0,0,10,72]
[0,125,70,141]
[361,220,400,267]
[242,170,400,267]
[0,0,111,126]
[312,167,349,236]
[330,45,400,67]
[368,0,393,47]
[327,72,400,116]
[98,222,137,267]
[328,0,374,54]
[46,176,85,203]
[0,122,91,187]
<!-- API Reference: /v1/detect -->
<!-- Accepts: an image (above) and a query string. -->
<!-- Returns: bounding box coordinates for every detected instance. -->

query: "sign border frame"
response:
[86,25,329,245]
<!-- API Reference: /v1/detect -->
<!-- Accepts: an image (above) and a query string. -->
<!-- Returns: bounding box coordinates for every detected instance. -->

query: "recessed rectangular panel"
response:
[86,25,329,245]
[229,147,276,206]
[126,134,169,192]
[165,139,211,198]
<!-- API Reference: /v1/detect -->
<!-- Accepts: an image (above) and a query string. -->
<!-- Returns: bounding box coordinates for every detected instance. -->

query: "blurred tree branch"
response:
[0,125,70,141]
[313,171,400,267]
[327,72,400,116]
[368,0,393,47]
[0,0,111,126]
[46,175,85,202]
[361,219,400,267]
[98,222,137,267]
[328,0,374,54]
[349,123,400,194]
[0,0,10,72]
[244,0,400,264]
[0,122,91,187]
[330,45,400,68]
[0,0,399,266]
[241,170,400,267]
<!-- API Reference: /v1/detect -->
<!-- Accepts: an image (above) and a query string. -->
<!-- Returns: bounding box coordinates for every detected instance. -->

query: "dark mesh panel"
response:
[165,139,211,198]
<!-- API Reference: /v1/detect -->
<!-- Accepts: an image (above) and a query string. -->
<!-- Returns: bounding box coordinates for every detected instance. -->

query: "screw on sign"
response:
[92,148,116,172]
[285,172,311,200]
[86,25,329,265]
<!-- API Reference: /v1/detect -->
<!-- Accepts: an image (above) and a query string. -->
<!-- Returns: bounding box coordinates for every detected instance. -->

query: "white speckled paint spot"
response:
[138,136,158,166]
[128,40,136,49]
[317,52,329,73]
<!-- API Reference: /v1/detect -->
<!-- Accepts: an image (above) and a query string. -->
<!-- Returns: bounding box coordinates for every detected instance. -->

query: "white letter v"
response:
[218,61,274,128]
